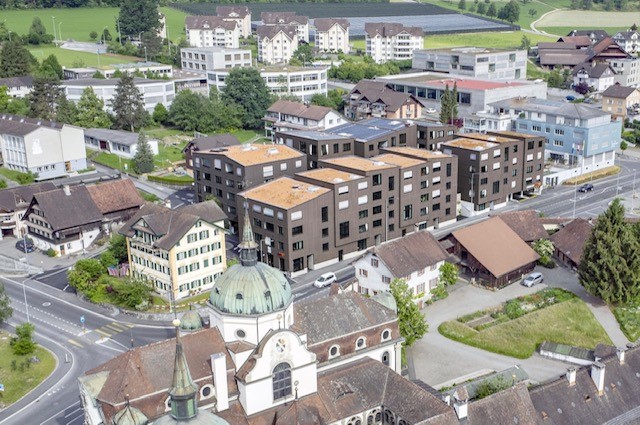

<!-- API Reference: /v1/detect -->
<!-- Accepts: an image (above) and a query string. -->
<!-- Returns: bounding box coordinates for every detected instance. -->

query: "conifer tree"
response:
[110,73,148,132]
[133,132,154,174]
[439,84,452,124]
[28,77,64,121]
[0,40,37,78]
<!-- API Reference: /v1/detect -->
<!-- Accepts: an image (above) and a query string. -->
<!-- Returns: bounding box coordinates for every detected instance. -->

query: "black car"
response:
[15,238,35,253]
[578,183,594,193]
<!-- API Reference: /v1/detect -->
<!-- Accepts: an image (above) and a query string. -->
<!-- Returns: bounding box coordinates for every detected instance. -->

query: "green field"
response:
[0,331,56,406]
[2,7,187,43]
[536,25,629,36]
[28,45,139,68]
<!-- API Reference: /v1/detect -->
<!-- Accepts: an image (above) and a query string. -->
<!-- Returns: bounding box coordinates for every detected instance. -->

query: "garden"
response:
[439,288,612,358]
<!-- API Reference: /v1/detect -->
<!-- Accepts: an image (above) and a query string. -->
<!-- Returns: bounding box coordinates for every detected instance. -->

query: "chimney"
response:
[164,199,171,209]
[63,185,71,196]
[566,367,577,386]
[453,387,468,420]
[211,353,229,411]
[616,347,626,364]
[591,362,605,395]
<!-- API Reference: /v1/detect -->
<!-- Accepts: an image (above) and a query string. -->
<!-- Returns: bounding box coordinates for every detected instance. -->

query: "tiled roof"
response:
[216,5,250,18]
[84,128,150,147]
[256,24,297,41]
[240,177,330,210]
[267,99,333,121]
[261,12,308,25]
[466,384,538,425]
[86,179,143,215]
[314,18,350,32]
[557,35,592,47]
[0,113,63,136]
[452,217,540,278]
[0,182,56,213]
[364,22,423,37]
[0,75,33,88]
[373,230,449,278]
[495,210,548,243]
[29,185,103,231]
[185,15,237,31]
[602,83,638,99]
[550,218,593,266]
[350,79,419,113]
[572,62,614,78]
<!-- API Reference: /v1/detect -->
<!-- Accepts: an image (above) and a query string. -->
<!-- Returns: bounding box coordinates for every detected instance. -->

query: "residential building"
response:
[180,47,252,74]
[192,143,307,230]
[412,47,527,80]
[0,114,87,180]
[609,57,640,87]
[63,78,175,113]
[566,29,609,44]
[353,229,449,308]
[0,182,55,239]
[441,131,544,216]
[261,12,309,43]
[63,62,173,79]
[572,62,615,92]
[450,216,539,288]
[483,97,621,173]
[314,18,350,54]
[182,134,241,170]
[185,16,240,49]
[256,25,299,65]
[0,76,33,98]
[550,217,593,269]
[416,121,458,150]
[612,29,640,54]
[365,22,423,64]
[345,79,422,121]
[275,129,354,169]
[216,5,251,38]
[207,66,328,102]
[601,83,640,117]
[264,100,345,139]
[537,36,629,69]
[23,179,143,255]
[120,201,227,300]
[84,128,159,160]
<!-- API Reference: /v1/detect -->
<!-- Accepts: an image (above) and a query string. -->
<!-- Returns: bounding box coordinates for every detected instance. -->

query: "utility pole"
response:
[58,22,63,43]
[51,16,56,43]
[22,233,31,324]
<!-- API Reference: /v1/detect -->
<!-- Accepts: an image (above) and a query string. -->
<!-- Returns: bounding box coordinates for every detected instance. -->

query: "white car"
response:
[314,272,337,288]
[425,107,437,114]
[522,272,543,287]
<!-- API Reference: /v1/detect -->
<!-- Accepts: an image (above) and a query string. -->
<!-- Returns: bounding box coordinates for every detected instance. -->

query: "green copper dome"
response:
[112,403,148,425]
[209,212,292,315]
[179,310,203,331]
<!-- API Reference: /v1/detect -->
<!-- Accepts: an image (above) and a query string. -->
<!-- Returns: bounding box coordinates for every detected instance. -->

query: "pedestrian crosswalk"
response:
[93,322,135,339]
[68,338,84,348]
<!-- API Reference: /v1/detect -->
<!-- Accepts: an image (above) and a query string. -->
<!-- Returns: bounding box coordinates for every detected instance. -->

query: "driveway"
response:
[409,264,628,388]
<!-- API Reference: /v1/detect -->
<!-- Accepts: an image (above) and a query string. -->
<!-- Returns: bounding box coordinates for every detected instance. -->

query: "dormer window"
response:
[381,329,391,341]
[356,337,366,350]
[329,345,340,359]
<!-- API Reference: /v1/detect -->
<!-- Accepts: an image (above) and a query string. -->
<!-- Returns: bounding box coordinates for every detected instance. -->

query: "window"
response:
[492,181,500,194]
[359,268,368,277]
[292,241,303,251]
[292,225,303,235]
[372,174,382,186]
[382,329,391,340]
[359,210,369,219]
[272,363,292,400]
[403,204,413,221]
[356,337,366,349]
[339,222,350,239]
[329,345,340,357]
[381,351,390,366]
[321,207,329,222]
[322,243,329,251]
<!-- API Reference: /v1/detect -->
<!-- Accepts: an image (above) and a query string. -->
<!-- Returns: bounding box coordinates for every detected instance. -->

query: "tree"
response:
[28,17,52,45]
[221,68,273,129]
[0,40,37,78]
[10,323,36,356]
[140,30,163,59]
[75,87,112,128]
[90,30,98,40]
[310,89,346,111]
[499,0,520,23]
[621,140,629,151]
[28,77,65,121]
[39,54,63,80]
[578,198,640,303]
[439,84,452,124]
[92,70,106,79]
[574,81,591,95]
[487,2,498,16]
[532,239,554,259]
[152,102,168,124]
[55,94,78,124]
[632,23,638,31]
[520,35,531,53]
[477,2,487,13]
[169,90,208,131]
[118,0,161,40]
[439,263,459,286]
[529,8,538,16]
[102,28,112,42]
[110,73,149,132]
[390,278,428,347]
[0,283,12,326]
[290,43,314,66]
[108,234,129,264]
[458,0,467,9]
[133,132,155,174]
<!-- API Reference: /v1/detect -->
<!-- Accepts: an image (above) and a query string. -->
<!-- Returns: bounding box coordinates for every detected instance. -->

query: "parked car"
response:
[578,183,594,192]
[15,238,35,253]
[425,107,437,114]
[566,95,576,101]
[522,272,543,287]
[314,272,337,288]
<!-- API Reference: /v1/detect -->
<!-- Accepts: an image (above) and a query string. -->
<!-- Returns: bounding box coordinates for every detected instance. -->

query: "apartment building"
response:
[263,100,345,139]
[180,47,252,74]
[609,58,640,87]
[365,23,423,64]
[256,25,299,65]
[192,143,307,230]
[261,12,309,43]
[601,83,640,118]
[0,76,33,98]
[612,29,640,54]
[416,122,458,150]
[314,18,350,54]
[0,182,55,239]
[0,114,86,180]
[345,80,422,121]
[216,5,251,38]
[120,201,227,301]
[185,16,240,49]
[208,66,328,102]
[412,47,527,80]
[441,131,544,216]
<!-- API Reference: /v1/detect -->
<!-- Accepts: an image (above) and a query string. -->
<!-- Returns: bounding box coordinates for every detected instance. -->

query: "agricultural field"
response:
[536,10,639,28]
[28,45,139,68]
[537,26,629,36]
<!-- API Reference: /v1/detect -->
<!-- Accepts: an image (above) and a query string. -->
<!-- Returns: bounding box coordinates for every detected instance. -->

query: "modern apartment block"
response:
[216,5,251,38]
[263,100,346,139]
[609,58,640,87]
[441,131,544,216]
[185,16,240,49]
[0,114,86,180]
[192,143,307,230]
[416,122,458,150]
[365,23,423,64]
[412,47,527,80]
[256,25,299,64]
[180,47,252,74]
[261,12,309,43]
[63,62,173,80]
[120,201,228,301]
[314,18,350,54]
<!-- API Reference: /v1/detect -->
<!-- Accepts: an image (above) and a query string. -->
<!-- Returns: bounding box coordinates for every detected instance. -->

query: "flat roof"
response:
[325,118,408,142]
[241,177,330,209]
[63,78,167,87]
[321,156,398,172]
[279,129,353,141]
[383,75,526,91]
[374,153,423,168]
[297,168,364,184]
[209,143,304,166]
[442,138,497,151]
[487,130,541,139]
[212,65,328,73]
[383,146,452,160]
[463,133,517,144]
[417,46,517,55]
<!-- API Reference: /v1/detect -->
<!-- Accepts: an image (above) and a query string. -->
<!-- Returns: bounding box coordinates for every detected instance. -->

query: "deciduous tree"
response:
[439,262,459,286]
[10,323,36,355]
[487,2,498,16]
[110,73,148,132]
[0,283,12,326]
[133,132,155,174]
[152,102,168,124]
[221,67,274,129]
[118,0,161,40]
[390,278,428,347]
[75,87,112,128]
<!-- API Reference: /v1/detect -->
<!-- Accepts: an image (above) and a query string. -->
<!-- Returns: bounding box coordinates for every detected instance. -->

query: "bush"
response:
[504,299,525,320]
[430,284,449,301]
[45,248,57,257]
[10,323,36,356]
[475,376,512,399]
[538,256,556,268]
[147,174,194,186]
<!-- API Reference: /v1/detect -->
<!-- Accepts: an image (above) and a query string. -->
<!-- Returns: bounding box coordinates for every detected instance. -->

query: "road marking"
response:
[64,406,83,418]
[110,322,132,331]
[104,323,124,332]
[94,328,112,338]
[67,339,83,348]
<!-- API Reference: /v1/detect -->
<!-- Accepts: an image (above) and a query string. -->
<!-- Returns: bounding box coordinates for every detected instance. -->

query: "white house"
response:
[365,22,423,64]
[216,5,251,38]
[0,114,87,180]
[0,76,33,98]
[84,128,159,160]
[353,230,449,308]
[261,12,309,43]
[180,46,252,74]
[263,99,345,139]
[63,62,173,80]
[572,62,616,92]
[613,29,640,54]
[314,18,350,54]
[185,15,240,49]
[256,25,299,65]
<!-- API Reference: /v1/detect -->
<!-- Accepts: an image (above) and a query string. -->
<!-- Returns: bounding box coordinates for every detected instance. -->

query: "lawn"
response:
[28,45,139,68]
[0,167,35,185]
[2,7,186,44]
[89,150,134,174]
[439,297,612,359]
[0,331,56,406]
[536,10,639,28]
[613,297,640,342]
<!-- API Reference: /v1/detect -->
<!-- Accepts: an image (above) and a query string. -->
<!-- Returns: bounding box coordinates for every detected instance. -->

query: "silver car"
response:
[522,272,543,287]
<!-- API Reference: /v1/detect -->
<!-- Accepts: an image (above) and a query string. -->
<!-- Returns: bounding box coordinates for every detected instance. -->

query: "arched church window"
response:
[382,351,390,366]
[272,362,292,400]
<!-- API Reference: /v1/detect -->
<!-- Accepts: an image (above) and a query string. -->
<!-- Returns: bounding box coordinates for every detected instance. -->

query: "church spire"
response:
[167,319,199,420]
[238,207,258,267]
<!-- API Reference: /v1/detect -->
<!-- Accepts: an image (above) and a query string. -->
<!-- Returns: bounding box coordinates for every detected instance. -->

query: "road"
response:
[0,276,175,425]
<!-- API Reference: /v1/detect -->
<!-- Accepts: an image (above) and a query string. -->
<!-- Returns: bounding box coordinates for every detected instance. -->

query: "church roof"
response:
[112,403,148,425]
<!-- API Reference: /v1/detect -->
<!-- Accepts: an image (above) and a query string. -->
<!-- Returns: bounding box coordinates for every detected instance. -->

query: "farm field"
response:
[535,10,640,28]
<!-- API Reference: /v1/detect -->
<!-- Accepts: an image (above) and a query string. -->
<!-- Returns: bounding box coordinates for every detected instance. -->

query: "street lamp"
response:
[51,16,56,43]
[58,22,63,43]
[22,232,31,324]
[143,45,148,62]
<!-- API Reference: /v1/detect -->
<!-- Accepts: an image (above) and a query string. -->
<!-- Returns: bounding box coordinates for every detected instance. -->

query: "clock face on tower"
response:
[276,338,287,353]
